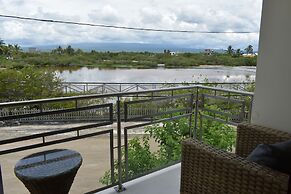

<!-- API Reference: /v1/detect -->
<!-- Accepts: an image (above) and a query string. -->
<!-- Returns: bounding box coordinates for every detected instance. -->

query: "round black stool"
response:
[14,149,82,194]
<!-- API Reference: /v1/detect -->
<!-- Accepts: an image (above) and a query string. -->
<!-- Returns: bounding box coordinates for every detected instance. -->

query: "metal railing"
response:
[0,85,254,193]
[62,81,254,94]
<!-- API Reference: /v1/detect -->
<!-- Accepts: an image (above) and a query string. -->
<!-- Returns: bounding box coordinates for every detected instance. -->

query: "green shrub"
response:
[0,67,63,102]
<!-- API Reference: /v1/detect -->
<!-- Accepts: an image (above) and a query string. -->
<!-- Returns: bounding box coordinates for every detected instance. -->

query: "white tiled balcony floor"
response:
[97,163,181,194]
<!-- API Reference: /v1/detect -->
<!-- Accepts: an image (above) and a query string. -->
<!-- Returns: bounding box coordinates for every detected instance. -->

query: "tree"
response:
[236,49,241,55]
[0,40,21,56]
[0,67,63,102]
[13,44,22,53]
[65,45,74,55]
[52,46,64,55]
[0,39,4,46]
[227,45,234,55]
[0,39,5,55]
[75,48,83,54]
[234,49,242,57]
[245,45,253,54]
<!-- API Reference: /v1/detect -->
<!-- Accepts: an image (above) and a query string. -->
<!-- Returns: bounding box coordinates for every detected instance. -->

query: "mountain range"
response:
[22,42,225,53]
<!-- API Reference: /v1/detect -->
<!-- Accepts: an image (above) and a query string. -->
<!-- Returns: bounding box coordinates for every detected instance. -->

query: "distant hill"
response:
[22,42,225,53]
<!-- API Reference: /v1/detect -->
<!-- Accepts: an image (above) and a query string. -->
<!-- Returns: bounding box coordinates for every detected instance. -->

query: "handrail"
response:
[199,85,254,96]
[62,81,254,85]
[61,81,255,95]
[0,85,253,107]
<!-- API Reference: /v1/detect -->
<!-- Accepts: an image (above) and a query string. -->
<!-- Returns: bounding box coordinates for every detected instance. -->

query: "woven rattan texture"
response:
[236,123,291,157]
[180,123,291,194]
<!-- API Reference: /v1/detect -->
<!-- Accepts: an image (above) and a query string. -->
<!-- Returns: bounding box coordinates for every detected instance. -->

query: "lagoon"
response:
[57,66,256,83]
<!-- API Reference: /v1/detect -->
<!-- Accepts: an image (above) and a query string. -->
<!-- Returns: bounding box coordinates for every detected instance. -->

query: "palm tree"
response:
[236,49,242,57]
[0,39,4,46]
[245,45,253,54]
[14,44,21,52]
[0,39,5,55]
[65,45,74,55]
[227,45,234,55]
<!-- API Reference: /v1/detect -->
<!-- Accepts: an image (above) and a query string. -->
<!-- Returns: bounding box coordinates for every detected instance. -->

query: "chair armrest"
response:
[180,139,289,194]
[236,123,291,157]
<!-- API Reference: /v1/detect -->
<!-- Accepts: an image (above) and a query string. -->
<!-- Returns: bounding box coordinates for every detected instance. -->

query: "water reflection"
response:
[56,66,256,83]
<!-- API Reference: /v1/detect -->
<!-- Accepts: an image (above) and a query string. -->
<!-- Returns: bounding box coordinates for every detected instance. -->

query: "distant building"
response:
[28,47,39,53]
[169,51,176,56]
[204,49,214,55]
[164,49,177,56]
[242,53,257,57]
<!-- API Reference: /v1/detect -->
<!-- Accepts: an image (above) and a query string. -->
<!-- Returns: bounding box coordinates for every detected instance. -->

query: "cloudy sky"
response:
[0,0,263,49]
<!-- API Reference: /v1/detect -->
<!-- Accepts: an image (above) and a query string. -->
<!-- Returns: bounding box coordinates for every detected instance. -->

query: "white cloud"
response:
[0,0,263,49]
[88,5,122,24]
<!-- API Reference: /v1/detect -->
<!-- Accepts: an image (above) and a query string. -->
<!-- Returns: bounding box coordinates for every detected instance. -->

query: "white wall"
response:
[251,0,291,132]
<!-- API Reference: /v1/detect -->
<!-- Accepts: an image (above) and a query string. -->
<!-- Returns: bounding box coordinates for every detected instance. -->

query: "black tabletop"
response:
[14,149,82,180]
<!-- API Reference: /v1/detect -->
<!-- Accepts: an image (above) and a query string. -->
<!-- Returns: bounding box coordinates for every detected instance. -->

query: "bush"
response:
[0,67,63,102]
[99,136,165,185]
[99,111,237,185]
[200,120,236,151]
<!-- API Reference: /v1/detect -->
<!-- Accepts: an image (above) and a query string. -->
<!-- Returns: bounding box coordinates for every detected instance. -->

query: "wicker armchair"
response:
[180,123,291,194]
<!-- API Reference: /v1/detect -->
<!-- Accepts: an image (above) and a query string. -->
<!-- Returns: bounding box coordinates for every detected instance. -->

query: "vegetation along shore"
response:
[0,39,257,69]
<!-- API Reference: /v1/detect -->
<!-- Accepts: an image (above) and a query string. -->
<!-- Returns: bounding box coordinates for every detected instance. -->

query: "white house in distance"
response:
[242,53,258,57]
[204,49,214,55]
[169,51,176,56]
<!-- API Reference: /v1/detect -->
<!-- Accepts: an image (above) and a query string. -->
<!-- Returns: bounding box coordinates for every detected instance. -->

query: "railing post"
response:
[199,112,203,141]
[248,95,254,123]
[188,93,195,138]
[193,87,199,139]
[124,128,129,181]
[116,97,125,192]
[110,130,115,185]
[102,84,105,94]
[0,165,4,194]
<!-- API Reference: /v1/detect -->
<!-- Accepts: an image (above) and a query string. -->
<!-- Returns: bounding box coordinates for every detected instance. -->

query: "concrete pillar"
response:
[251,0,291,132]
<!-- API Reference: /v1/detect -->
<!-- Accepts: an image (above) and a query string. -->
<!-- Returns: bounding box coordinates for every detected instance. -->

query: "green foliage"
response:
[0,38,22,57]
[146,118,190,161]
[0,67,63,102]
[0,44,257,69]
[245,45,254,54]
[227,45,234,55]
[99,136,164,185]
[100,118,191,185]
[200,120,236,151]
[100,114,237,185]
[126,137,164,177]
[245,82,255,92]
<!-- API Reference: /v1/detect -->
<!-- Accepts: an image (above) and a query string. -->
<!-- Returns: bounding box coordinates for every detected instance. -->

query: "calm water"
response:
[57,66,256,83]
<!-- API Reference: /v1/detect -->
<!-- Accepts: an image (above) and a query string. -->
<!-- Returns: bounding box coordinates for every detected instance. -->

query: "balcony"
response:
[0,85,253,194]
[97,163,181,194]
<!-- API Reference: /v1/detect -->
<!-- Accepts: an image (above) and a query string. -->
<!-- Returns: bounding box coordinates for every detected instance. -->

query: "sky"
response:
[0,0,263,49]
